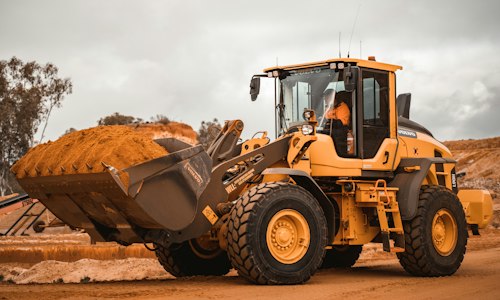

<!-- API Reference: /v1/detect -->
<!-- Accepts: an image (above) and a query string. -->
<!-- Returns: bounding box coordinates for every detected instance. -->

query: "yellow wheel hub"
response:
[266,209,310,264]
[432,209,458,256]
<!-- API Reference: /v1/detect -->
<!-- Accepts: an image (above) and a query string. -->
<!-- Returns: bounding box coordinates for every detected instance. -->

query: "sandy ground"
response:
[0,194,498,300]
[0,249,499,300]
[0,228,499,300]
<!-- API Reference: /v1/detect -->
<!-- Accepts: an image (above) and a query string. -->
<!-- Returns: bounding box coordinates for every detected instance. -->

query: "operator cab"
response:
[279,66,356,158]
[251,58,401,164]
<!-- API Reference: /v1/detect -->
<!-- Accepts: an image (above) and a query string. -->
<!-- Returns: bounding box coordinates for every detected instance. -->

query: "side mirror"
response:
[343,65,359,92]
[250,77,261,101]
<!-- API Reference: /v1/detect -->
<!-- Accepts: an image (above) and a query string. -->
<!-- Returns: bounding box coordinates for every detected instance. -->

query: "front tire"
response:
[397,185,468,276]
[226,182,327,284]
[155,237,231,277]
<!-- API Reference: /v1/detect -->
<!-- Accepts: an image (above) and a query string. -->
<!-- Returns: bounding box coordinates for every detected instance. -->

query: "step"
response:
[390,247,405,253]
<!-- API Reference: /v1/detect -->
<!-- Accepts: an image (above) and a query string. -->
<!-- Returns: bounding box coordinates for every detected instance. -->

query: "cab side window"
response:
[362,69,389,158]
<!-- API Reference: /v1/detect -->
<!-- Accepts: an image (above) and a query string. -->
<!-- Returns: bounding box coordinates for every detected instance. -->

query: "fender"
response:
[389,157,456,220]
[262,168,337,241]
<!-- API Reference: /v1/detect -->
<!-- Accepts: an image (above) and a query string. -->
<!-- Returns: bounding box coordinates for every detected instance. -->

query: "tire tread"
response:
[227,182,327,284]
[397,185,468,277]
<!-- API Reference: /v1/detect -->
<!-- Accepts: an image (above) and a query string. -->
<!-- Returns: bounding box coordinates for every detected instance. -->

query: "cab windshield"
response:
[279,67,347,133]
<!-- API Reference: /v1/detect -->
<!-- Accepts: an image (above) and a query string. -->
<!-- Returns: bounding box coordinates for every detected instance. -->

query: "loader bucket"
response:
[16,139,213,245]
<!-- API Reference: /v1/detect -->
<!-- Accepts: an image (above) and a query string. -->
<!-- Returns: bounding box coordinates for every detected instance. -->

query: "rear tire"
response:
[155,238,231,277]
[226,182,327,284]
[321,245,362,268]
[397,185,468,276]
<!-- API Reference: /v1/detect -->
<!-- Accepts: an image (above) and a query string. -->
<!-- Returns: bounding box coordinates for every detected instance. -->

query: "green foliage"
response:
[97,112,141,126]
[150,114,171,125]
[0,274,4,281]
[198,118,222,150]
[0,56,72,196]
[98,113,175,126]
[80,276,91,283]
[61,127,77,137]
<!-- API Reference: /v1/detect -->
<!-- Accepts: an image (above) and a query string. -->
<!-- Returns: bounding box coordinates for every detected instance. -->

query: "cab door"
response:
[359,69,398,172]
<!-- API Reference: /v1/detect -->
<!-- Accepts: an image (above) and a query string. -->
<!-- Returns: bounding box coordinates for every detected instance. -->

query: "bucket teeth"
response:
[86,163,93,170]
[34,167,41,175]
[47,167,53,174]
[60,166,66,173]
[72,164,78,171]
[101,162,113,172]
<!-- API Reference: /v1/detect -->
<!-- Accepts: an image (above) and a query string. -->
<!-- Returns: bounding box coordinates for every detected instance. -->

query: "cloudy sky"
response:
[1,0,499,142]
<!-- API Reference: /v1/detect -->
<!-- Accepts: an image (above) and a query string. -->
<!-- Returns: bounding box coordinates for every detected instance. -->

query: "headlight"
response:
[301,124,314,135]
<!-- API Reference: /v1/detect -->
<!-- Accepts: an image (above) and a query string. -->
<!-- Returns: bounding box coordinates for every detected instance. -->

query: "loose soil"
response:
[444,137,500,227]
[132,122,198,145]
[443,136,500,180]
[11,126,168,179]
[0,229,499,299]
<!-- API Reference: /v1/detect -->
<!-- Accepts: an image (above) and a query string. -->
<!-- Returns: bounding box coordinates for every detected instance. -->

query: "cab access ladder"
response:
[341,179,405,253]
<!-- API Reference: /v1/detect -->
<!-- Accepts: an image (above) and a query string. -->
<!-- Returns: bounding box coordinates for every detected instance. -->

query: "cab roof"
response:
[263,58,402,73]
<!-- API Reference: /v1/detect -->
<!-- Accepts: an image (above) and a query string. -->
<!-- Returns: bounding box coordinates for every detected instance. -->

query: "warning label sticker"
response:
[202,205,219,225]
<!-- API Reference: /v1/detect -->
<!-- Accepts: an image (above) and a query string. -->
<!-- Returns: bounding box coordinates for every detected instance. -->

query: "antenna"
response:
[360,40,362,59]
[347,1,362,58]
[338,32,342,58]
[276,57,279,66]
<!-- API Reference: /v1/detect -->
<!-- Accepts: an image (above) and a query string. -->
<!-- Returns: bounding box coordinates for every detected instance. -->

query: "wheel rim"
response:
[266,209,310,264]
[431,209,458,256]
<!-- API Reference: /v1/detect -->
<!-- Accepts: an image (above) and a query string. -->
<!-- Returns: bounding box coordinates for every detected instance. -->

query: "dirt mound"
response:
[11,125,168,179]
[443,136,500,180]
[444,136,500,228]
[0,258,171,284]
[131,122,198,145]
[451,148,500,179]
[444,136,500,151]
[0,242,155,264]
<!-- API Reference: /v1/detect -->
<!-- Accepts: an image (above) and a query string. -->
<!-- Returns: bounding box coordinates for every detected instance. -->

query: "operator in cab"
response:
[323,89,350,127]
[323,89,354,157]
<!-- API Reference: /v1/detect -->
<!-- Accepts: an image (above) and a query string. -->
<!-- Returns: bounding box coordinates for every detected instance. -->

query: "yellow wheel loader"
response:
[13,57,493,284]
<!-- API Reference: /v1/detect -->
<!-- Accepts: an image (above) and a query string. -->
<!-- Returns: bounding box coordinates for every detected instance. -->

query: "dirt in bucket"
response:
[132,122,198,144]
[11,125,169,180]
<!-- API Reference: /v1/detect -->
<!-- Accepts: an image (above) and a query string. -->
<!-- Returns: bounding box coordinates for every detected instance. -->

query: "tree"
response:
[198,118,222,149]
[0,57,72,196]
[61,127,77,137]
[97,112,141,125]
[150,114,171,125]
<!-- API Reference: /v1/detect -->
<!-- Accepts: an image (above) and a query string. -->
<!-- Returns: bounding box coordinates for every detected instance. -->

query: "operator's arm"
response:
[336,103,350,126]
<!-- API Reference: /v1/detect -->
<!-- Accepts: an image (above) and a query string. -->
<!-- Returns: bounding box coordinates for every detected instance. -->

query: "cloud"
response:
[0,0,499,142]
